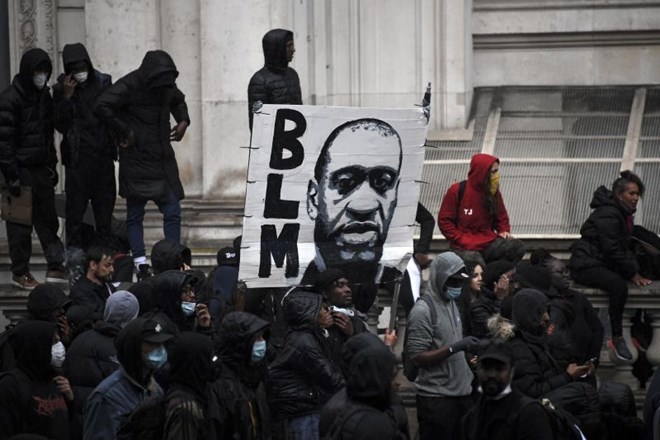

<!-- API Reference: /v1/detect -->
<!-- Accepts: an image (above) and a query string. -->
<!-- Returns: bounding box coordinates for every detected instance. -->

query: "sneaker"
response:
[12,273,40,290]
[137,264,153,282]
[46,268,69,284]
[609,336,633,361]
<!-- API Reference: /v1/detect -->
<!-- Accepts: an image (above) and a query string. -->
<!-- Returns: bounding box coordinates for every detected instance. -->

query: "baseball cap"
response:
[217,247,238,266]
[478,339,513,365]
[141,319,173,344]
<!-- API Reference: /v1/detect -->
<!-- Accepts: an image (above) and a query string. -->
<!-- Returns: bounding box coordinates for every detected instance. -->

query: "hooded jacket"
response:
[83,318,162,440]
[324,348,398,440]
[146,270,195,334]
[438,154,511,251]
[0,321,69,440]
[406,253,473,397]
[247,29,302,130]
[52,43,113,167]
[163,332,214,440]
[151,239,192,275]
[0,48,56,182]
[94,50,189,201]
[267,291,345,420]
[65,291,138,439]
[320,334,407,440]
[570,185,639,279]
[208,312,271,439]
[507,289,572,398]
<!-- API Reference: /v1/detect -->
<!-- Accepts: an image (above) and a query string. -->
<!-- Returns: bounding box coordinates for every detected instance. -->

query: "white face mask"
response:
[51,341,66,368]
[33,73,48,89]
[73,71,88,83]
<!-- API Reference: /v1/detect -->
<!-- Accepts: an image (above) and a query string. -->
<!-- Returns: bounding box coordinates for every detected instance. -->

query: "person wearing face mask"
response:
[460,339,554,440]
[83,317,172,439]
[64,290,139,440]
[141,270,213,336]
[52,43,115,254]
[405,252,478,440]
[438,154,525,267]
[468,261,515,339]
[95,50,190,282]
[207,312,271,439]
[0,321,73,439]
[0,47,67,290]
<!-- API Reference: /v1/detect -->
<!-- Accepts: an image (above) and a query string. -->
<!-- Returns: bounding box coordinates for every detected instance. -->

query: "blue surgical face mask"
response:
[251,340,267,363]
[146,345,168,369]
[181,301,196,317]
[444,286,462,300]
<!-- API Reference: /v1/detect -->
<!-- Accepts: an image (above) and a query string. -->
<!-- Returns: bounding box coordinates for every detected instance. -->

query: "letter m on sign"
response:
[259,224,300,278]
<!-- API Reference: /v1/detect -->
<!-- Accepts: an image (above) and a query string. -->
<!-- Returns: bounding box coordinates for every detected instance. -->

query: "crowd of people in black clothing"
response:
[3,25,660,440]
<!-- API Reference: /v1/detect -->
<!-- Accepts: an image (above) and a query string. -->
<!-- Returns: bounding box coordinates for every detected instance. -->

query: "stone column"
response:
[436,0,473,130]
[84,0,160,81]
[160,0,203,197]
[644,309,660,367]
[198,0,292,200]
[8,0,58,74]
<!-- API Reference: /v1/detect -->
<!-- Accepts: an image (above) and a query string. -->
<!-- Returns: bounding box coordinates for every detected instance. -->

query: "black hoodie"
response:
[570,185,639,278]
[146,270,194,334]
[0,321,69,440]
[53,43,113,167]
[151,239,192,275]
[247,28,302,130]
[94,50,189,201]
[208,312,271,439]
[0,48,56,181]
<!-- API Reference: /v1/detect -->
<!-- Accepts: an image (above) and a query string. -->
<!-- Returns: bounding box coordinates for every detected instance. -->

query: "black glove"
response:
[48,167,58,187]
[8,179,21,197]
[450,336,480,354]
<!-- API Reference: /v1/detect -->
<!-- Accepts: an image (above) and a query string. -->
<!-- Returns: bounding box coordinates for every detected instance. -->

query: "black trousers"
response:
[64,156,116,249]
[6,166,64,275]
[416,394,473,440]
[573,266,628,337]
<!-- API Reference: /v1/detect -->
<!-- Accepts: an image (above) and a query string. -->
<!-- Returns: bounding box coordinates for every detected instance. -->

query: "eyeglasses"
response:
[330,165,398,196]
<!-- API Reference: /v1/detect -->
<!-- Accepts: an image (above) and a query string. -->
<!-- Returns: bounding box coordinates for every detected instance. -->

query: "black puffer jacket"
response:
[95,50,189,201]
[209,312,271,439]
[570,186,638,279]
[247,29,302,130]
[0,48,56,182]
[64,320,120,439]
[53,43,113,167]
[267,291,344,421]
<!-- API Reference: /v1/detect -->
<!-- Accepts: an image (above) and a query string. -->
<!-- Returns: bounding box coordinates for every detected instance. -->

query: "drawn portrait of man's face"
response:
[307,119,402,271]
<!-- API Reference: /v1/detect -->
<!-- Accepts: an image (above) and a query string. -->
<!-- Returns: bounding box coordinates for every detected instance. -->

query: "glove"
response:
[450,336,480,354]
[47,167,58,187]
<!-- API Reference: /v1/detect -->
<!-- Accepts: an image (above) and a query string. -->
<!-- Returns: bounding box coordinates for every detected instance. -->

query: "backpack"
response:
[323,405,372,440]
[116,395,167,440]
[512,397,585,440]
[402,294,437,382]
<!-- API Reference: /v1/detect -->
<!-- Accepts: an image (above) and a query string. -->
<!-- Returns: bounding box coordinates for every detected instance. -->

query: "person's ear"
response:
[307,180,319,220]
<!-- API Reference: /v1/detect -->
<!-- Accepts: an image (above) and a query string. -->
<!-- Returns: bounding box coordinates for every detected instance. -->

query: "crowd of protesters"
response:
[1,27,660,440]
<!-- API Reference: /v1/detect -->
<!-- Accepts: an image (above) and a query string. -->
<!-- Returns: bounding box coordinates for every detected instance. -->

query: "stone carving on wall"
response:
[15,0,56,64]
[18,0,37,52]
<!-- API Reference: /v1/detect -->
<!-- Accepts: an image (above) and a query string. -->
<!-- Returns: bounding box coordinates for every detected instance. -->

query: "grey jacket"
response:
[406,253,473,397]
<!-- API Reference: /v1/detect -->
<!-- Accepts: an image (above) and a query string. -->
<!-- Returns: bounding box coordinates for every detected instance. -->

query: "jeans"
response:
[287,414,320,440]
[126,190,181,259]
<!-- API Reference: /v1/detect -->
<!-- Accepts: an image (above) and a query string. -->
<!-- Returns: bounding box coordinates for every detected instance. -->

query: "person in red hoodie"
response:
[438,153,524,267]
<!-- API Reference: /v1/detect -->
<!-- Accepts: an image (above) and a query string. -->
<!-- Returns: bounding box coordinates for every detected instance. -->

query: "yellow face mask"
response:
[489,171,500,195]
